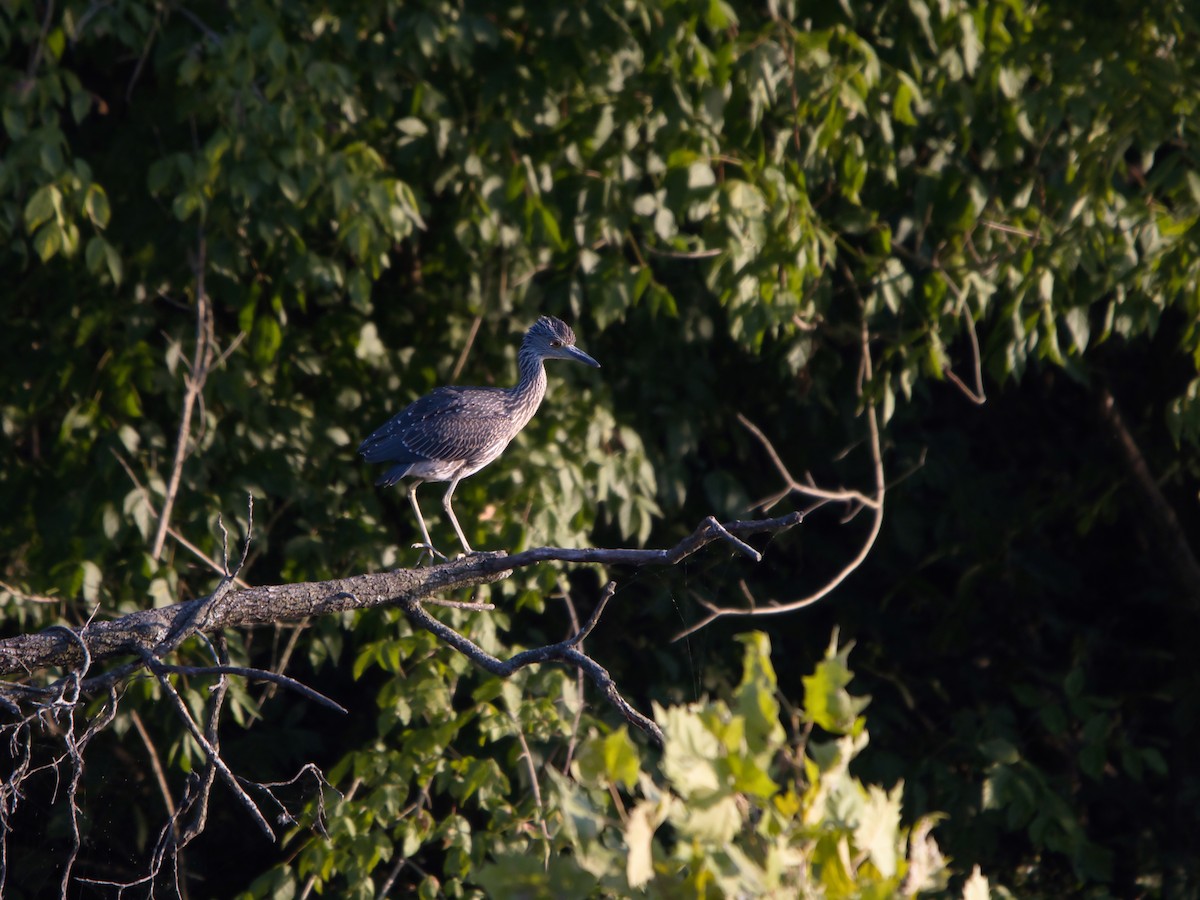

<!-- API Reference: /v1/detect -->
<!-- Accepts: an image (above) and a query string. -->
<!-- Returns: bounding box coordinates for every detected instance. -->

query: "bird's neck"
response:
[507,346,548,428]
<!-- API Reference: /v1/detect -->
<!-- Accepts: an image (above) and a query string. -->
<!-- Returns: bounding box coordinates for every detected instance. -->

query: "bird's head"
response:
[524,316,601,368]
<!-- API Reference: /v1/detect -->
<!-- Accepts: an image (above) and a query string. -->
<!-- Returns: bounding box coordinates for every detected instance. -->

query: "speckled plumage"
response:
[360,316,600,557]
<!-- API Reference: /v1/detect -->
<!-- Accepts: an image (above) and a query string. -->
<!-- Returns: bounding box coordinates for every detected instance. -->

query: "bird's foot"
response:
[411,541,447,565]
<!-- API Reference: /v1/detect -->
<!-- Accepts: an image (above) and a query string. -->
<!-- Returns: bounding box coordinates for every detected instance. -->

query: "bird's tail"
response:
[375,463,414,488]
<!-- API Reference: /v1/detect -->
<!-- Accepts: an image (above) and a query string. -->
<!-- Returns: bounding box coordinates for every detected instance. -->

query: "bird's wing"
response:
[359,386,512,463]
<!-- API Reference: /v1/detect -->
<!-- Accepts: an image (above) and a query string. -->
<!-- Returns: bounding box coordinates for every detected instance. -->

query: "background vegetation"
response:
[2,0,1198,896]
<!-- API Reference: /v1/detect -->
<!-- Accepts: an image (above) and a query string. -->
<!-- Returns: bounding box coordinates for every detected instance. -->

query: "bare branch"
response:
[572,581,616,645]
[509,713,551,850]
[941,278,986,405]
[0,580,60,605]
[644,244,724,259]
[399,594,666,745]
[421,597,496,611]
[148,662,347,715]
[738,414,879,510]
[0,513,803,773]
[130,707,178,827]
[673,319,887,641]
[450,313,484,383]
[152,228,215,560]
[559,588,588,774]
[240,762,339,834]
[0,513,800,682]
[139,647,275,841]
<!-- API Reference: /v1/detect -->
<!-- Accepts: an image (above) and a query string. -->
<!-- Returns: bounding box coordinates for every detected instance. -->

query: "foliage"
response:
[244,632,970,899]
[1,0,1198,896]
[494,632,953,898]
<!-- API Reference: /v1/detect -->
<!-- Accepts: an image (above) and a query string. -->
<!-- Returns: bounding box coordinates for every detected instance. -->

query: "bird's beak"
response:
[564,346,601,368]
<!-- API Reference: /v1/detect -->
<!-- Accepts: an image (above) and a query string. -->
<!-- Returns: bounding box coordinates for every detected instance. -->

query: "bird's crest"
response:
[529,315,577,346]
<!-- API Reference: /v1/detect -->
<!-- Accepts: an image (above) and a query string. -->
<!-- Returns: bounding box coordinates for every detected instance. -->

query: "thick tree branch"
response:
[0,515,799,746]
[0,514,799,680]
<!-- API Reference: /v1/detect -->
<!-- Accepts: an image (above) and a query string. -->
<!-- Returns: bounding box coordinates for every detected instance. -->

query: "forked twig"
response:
[673,318,888,641]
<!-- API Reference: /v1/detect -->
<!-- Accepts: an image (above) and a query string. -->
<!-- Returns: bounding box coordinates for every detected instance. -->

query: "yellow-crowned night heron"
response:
[359,316,600,557]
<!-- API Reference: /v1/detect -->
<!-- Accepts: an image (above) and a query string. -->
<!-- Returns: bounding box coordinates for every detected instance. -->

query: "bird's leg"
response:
[407,481,445,562]
[442,475,474,555]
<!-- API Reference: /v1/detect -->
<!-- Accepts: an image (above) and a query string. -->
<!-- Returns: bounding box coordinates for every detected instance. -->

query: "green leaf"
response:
[734,632,786,755]
[278,172,301,204]
[681,793,742,844]
[687,161,716,189]
[47,27,66,60]
[1064,306,1090,353]
[802,632,870,735]
[84,184,111,228]
[474,853,596,898]
[576,727,641,789]
[893,80,917,126]
[625,801,661,888]
[32,222,64,262]
[24,184,61,231]
[632,193,657,216]
[854,782,903,878]
[253,316,283,365]
[172,191,202,221]
[962,865,990,900]
[980,738,1020,765]
[704,0,738,30]
[85,235,107,275]
[2,107,25,139]
[79,560,102,603]
[657,702,723,799]
[537,205,565,250]
[103,241,123,284]
[725,752,778,798]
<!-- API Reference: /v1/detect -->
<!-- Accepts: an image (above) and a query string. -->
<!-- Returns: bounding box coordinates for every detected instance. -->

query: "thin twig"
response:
[112,448,254,586]
[152,227,214,560]
[0,580,59,605]
[124,6,161,101]
[129,707,179,829]
[568,582,616,646]
[558,588,587,773]
[46,622,93,897]
[508,714,551,852]
[737,413,879,510]
[421,597,496,610]
[21,0,56,89]
[981,219,1036,238]
[400,588,664,745]
[450,314,484,383]
[260,620,307,704]
[240,763,339,834]
[644,245,724,259]
[148,662,347,714]
[140,649,275,841]
[938,270,986,404]
[673,318,887,641]
[943,308,987,405]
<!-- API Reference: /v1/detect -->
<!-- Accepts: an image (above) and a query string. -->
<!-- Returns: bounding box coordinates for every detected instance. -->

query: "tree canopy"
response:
[2,0,1199,896]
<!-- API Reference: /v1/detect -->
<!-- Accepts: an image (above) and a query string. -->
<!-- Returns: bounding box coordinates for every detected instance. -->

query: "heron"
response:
[359,316,601,558]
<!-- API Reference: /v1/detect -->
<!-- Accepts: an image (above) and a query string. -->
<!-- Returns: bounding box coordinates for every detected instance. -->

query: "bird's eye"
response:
[550,340,563,348]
